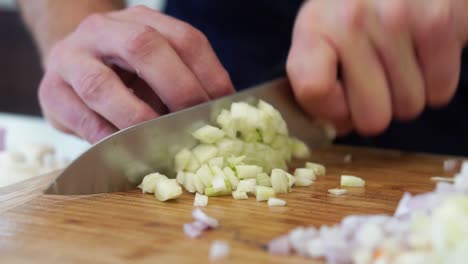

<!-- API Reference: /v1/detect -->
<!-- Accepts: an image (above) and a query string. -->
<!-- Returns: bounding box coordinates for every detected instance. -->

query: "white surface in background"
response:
[0,113,90,160]
[0,113,90,187]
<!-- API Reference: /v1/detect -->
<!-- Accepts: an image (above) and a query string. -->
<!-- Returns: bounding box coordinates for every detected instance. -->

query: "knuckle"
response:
[127,106,155,127]
[342,0,367,32]
[177,24,208,49]
[76,13,107,34]
[75,68,112,102]
[128,4,152,14]
[380,0,407,33]
[123,25,162,60]
[76,113,107,143]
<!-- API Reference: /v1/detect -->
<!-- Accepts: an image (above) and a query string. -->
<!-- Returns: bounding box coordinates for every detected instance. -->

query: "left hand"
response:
[287,0,468,136]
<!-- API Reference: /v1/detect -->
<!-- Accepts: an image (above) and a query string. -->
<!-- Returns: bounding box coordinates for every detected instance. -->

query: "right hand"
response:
[39,5,234,143]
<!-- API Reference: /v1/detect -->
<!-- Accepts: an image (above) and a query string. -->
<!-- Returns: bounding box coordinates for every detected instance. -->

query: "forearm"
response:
[16,0,125,61]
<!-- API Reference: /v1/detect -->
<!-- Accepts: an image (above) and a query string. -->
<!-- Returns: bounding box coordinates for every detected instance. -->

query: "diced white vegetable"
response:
[216,138,243,157]
[209,240,230,260]
[268,235,291,255]
[256,172,272,187]
[196,165,214,187]
[328,188,348,196]
[271,135,292,161]
[286,172,296,188]
[255,186,275,201]
[205,179,232,197]
[258,100,288,135]
[227,156,245,168]
[341,175,366,187]
[268,197,287,206]
[236,179,256,193]
[271,169,289,193]
[295,177,314,187]
[192,144,218,164]
[212,172,227,192]
[174,148,193,171]
[216,109,236,138]
[154,179,182,201]
[192,125,225,144]
[193,173,206,194]
[185,157,200,172]
[183,172,197,193]
[176,171,185,185]
[194,193,208,207]
[290,138,310,159]
[294,168,316,181]
[208,157,224,169]
[224,167,239,190]
[138,172,168,194]
[192,208,219,228]
[232,190,248,200]
[236,165,262,179]
[305,162,326,176]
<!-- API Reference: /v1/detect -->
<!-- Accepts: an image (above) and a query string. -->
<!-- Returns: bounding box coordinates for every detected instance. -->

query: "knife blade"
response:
[44,77,334,195]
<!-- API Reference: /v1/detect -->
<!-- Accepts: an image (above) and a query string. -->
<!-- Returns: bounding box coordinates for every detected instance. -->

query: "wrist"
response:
[17,0,124,63]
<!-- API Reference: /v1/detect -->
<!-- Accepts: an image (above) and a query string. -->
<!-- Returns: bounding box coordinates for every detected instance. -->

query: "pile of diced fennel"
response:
[138,100,328,206]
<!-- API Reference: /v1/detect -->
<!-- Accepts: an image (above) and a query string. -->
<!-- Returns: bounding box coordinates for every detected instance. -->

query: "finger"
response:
[109,6,235,98]
[129,78,170,115]
[336,0,392,135]
[51,47,159,130]
[73,13,210,111]
[287,14,351,132]
[409,0,461,107]
[371,0,425,120]
[38,73,117,143]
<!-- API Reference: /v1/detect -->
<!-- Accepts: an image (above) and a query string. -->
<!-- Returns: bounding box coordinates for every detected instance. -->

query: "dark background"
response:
[0,9,42,116]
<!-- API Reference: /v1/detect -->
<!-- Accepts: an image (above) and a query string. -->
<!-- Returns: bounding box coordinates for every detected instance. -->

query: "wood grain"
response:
[0,145,459,264]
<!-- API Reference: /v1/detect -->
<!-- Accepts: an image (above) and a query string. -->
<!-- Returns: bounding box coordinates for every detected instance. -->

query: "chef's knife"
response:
[44,77,334,195]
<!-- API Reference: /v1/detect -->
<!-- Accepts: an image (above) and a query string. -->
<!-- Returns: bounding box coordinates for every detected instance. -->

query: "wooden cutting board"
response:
[0,145,457,263]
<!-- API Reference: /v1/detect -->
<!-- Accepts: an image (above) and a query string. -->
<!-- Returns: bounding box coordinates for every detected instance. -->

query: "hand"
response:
[39,5,234,143]
[287,0,468,136]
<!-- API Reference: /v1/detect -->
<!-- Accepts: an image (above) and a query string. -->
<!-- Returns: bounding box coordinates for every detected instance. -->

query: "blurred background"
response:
[0,0,165,116]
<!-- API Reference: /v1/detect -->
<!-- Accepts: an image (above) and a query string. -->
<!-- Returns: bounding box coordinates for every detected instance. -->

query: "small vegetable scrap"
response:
[343,154,352,163]
[139,100,333,205]
[268,197,287,207]
[328,188,347,196]
[268,161,468,264]
[183,208,219,239]
[340,175,366,187]
[209,240,231,261]
[138,172,182,201]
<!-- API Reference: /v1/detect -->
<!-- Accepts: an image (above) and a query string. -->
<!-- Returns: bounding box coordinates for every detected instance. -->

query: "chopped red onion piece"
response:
[183,223,204,239]
[209,240,230,260]
[394,192,412,217]
[454,173,468,193]
[268,235,291,255]
[443,159,458,172]
[460,161,468,175]
[435,182,456,193]
[192,208,219,228]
